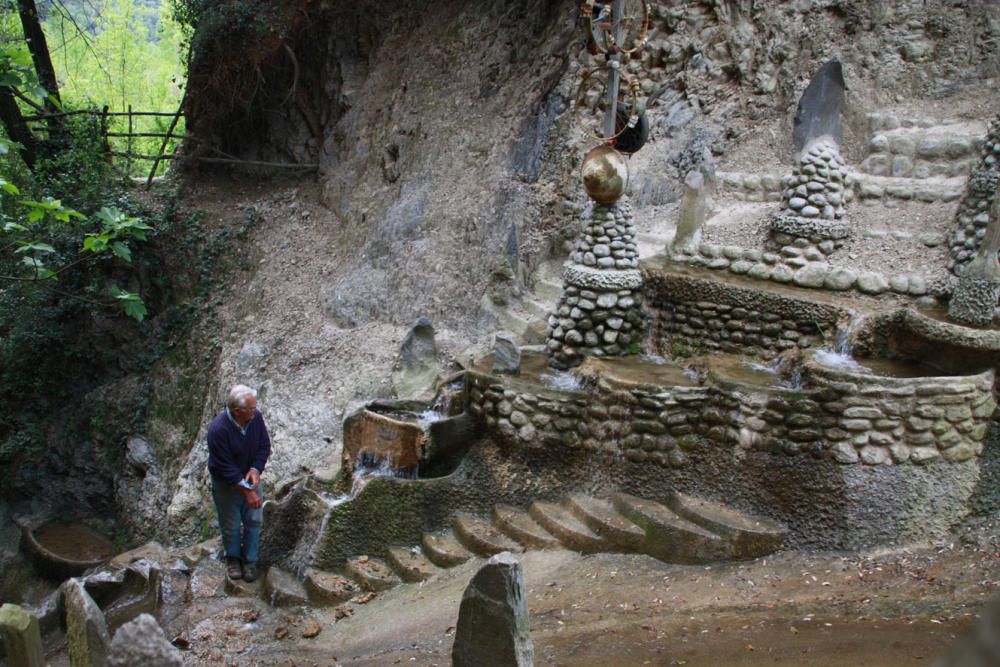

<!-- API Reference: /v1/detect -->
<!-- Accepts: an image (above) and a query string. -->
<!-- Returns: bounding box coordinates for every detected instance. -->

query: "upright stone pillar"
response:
[671,170,709,255]
[769,60,852,260]
[61,578,111,667]
[546,146,646,369]
[452,552,533,667]
[948,114,1000,274]
[949,183,1000,327]
[0,604,44,667]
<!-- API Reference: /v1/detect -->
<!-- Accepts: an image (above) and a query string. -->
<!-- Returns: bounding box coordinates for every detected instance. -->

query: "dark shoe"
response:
[226,557,243,580]
[243,563,258,582]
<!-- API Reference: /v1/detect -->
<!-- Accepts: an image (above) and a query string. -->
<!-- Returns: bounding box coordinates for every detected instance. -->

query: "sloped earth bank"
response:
[126,517,997,666]
[147,174,486,542]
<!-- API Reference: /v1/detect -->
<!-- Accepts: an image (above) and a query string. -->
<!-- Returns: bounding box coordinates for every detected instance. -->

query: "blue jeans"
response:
[211,476,263,564]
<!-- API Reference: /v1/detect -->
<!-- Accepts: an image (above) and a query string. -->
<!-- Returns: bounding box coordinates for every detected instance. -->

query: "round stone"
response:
[824,267,857,290]
[857,272,889,294]
[889,275,909,293]
[793,264,829,288]
[788,196,807,210]
[748,263,771,280]
[771,265,794,283]
[800,205,820,218]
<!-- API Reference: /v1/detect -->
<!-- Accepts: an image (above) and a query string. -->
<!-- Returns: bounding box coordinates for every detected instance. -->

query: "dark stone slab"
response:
[493,333,522,375]
[793,59,845,155]
[452,552,533,667]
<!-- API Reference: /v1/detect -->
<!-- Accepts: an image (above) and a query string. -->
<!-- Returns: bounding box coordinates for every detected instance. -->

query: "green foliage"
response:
[43,0,187,176]
[33,112,114,210]
[0,41,46,100]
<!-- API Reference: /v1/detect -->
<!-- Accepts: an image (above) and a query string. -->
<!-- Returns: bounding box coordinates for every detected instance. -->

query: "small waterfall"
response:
[742,356,803,390]
[301,458,412,574]
[813,311,871,373]
[541,369,585,391]
[415,409,447,430]
[429,379,464,416]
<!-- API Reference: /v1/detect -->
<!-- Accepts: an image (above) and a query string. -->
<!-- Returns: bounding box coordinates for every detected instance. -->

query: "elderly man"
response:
[207,384,272,582]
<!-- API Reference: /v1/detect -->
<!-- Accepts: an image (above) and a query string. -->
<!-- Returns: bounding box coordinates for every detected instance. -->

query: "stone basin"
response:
[576,354,696,389]
[886,307,1000,374]
[342,402,431,474]
[22,521,115,580]
[341,393,480,481]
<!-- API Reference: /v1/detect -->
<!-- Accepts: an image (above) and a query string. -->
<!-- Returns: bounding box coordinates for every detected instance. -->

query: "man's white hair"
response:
[227,384,258,409]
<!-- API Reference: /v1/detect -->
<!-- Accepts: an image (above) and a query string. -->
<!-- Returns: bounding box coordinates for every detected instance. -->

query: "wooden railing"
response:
[22,101,318,188]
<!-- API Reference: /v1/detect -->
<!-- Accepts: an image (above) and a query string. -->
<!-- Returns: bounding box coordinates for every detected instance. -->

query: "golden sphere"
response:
[582,145,629,204]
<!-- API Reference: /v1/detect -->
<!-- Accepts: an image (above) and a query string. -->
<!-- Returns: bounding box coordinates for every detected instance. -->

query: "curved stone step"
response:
[421,530,473,568]
[534,277,563,303]
[528,501,606,553]
[563,493,644,552]
[386,546,438,583]
[304,568,362,605]
[492,505,561,549]
[612,493,729,564]
[520,296,552,322]
[345,556,400,592]
[666,492,787,560]
[453,513,523,557]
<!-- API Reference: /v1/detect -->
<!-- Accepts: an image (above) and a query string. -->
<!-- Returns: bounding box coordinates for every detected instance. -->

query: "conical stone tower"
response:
[546,188,646,369]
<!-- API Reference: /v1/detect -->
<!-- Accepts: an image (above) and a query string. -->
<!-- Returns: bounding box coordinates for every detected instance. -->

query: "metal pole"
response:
[602,0,625,139]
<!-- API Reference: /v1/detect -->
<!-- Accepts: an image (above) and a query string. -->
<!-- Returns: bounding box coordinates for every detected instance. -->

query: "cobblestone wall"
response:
[805,363,995,465]
[465,360,995,468]
[949,114,1000,272]
[643,264,844,359]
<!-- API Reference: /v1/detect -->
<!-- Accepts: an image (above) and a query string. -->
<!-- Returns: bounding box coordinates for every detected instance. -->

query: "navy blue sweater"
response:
[207,410,272,485]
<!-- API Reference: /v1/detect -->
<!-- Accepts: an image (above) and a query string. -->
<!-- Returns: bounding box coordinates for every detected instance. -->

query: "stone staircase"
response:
[299,491,786,606]
[482,258,564,345]
[716,113,984,208]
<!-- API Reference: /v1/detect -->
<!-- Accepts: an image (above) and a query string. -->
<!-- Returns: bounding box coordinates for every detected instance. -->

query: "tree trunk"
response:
[16,0,62,135]
[0,87,36,168]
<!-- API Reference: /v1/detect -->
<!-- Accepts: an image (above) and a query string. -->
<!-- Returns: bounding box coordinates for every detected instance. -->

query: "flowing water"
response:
[812,311,872,373]
[302,459,413,573]
[540,369,587,391]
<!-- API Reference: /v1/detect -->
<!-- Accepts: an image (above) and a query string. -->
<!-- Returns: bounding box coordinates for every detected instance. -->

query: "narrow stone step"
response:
[528,501,606,553]
[612,493,729,564]
[563,493,645,552]
[666,492,787,560]
[520,296,551,322]
[386,546,438,583]
[497,307,547,345]
[636,232,672,260]
[345,556,400,592]
[453,513,524,557]
[304,569,361,605]
[421,530,473,568]
[534,277,563,303]
[492,505,561,549]
[852,173,964,203]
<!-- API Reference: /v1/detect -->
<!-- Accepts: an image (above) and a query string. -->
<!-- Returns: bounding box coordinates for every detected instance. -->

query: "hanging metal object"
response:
[583,0,650,56]
[573,64,641,142]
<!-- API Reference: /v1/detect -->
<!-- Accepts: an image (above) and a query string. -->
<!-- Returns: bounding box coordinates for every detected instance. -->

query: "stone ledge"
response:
[563,264,643,290]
